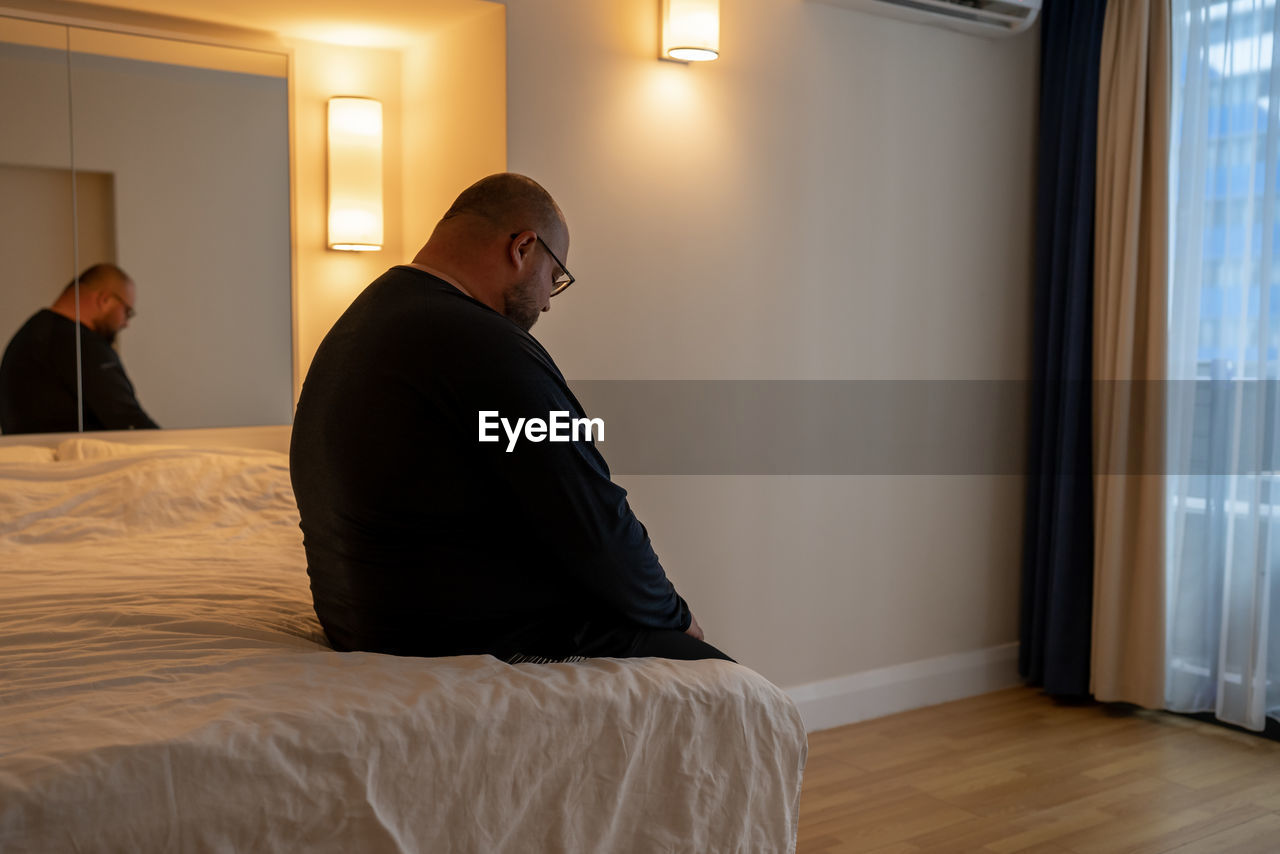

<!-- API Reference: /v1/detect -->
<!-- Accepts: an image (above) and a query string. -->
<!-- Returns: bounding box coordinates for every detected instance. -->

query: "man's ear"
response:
[508,230,537,271]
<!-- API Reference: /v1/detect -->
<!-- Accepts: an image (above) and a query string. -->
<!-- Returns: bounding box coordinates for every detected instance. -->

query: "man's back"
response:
[291,266,689,658]
[0,310,81,434]
[0,309,155,434]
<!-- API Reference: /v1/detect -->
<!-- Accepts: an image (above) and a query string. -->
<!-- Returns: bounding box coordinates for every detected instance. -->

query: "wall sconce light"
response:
[327,96,383,252]
[661,0,720,62]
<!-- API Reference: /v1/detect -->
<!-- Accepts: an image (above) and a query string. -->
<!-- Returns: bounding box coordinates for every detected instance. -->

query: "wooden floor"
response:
[797,686,1280,854]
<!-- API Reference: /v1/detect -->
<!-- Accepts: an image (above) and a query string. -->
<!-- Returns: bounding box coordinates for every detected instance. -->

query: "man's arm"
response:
[461,356,691,633]
[80,340,158,430]
[490,425,691,631]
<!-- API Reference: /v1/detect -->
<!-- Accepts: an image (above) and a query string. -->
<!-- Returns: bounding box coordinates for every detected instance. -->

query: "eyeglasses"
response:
[511,233,575,296]
[107,292,136,319]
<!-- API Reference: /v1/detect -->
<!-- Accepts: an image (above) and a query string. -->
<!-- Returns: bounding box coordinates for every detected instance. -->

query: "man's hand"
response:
[686,612,705,641]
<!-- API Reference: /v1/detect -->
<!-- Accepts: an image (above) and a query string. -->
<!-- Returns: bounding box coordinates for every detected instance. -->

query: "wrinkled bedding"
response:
[0,440,806,853]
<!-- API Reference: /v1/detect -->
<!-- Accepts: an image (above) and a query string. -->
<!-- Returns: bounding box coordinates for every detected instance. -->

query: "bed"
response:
[0,433,807,853]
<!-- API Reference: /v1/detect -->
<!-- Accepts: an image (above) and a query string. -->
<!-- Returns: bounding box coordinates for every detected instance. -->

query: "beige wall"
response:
[402,6,507,251]
[289,39,404,392]
[503,0,1038,687]
[290,7,506,396]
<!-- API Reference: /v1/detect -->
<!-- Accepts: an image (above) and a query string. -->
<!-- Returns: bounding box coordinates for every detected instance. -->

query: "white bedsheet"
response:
[0,443,806,853]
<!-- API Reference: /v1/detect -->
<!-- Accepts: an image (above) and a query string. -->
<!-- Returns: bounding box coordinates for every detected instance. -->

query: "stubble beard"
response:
[92,320,118,347]
[503,276,542,333]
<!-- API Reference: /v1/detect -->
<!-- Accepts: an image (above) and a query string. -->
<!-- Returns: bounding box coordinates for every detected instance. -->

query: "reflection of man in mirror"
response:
[0,263,158,434]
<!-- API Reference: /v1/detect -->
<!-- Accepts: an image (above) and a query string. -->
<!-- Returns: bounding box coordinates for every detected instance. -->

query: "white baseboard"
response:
[783,642,1021,733]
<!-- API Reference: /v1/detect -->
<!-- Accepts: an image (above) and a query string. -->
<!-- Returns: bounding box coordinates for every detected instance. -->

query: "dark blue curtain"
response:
[1019,0,1108,698]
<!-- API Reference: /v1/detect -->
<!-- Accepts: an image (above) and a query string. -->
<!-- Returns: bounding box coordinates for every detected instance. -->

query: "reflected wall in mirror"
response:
[0,16,293,433]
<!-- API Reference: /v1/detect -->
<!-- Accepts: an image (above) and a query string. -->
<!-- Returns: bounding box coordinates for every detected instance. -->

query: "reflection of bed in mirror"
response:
[0,17,292,432]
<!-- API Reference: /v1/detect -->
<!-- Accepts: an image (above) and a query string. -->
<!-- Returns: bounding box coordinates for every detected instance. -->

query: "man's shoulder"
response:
[354,266,497,328]
[12,308,61,335]
[313,267,557,381]
[362,267,551,354]
[4,310,63,356]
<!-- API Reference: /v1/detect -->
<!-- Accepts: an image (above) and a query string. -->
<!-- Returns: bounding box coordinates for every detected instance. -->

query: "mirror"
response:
[0,15,293,433]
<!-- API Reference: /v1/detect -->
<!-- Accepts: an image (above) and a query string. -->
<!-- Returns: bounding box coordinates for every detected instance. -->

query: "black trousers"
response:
[497,617,735,665]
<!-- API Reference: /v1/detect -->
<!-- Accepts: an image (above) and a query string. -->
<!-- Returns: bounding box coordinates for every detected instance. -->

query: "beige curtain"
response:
[1091,0,1170,709]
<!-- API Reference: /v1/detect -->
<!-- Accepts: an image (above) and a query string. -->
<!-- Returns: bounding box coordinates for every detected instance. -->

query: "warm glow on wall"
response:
[661,0,719,62]
[327,97,383,251]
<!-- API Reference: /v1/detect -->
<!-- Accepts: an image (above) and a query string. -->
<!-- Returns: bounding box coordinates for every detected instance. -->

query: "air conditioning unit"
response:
[813,0,1041,39]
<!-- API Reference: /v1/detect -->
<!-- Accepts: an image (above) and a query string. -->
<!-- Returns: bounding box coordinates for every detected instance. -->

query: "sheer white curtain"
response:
[1169,0,1280,731]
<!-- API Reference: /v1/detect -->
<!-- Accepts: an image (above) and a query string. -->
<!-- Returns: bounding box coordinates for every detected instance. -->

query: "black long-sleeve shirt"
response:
[290,267,690,657]
[0,309,158,434]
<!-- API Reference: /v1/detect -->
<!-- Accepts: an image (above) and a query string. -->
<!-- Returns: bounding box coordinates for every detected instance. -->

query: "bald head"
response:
[57,263,130,301]
[440,172,565,242]
[51,262,136,344]
[414,173,570,332]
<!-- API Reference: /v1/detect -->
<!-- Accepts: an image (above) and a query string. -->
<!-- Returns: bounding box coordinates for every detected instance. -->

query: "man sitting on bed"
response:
[0,263,158,435]
[291,173,732,664]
